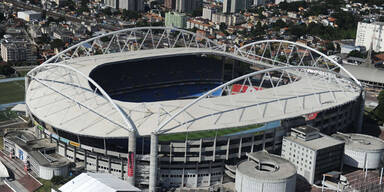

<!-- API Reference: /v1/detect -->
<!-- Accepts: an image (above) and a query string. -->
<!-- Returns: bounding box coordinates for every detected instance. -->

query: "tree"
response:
[219,23,227,32]
[289,24,307,38]
[374,90,384,122]
[325,42,335,51]
[101,7,112,16]
[0,65,15,77]
[50,39,65,49]
[192,8,202,17]
[348,50,366,58]
[0,12,4,22]
[122,10,140,20]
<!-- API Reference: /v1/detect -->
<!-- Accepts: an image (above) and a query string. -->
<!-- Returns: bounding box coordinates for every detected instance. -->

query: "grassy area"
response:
[36,175,77,191]
[36,179,57,192]
[18,71,29,77]
[0,80,25,104]
[159,124,263,142]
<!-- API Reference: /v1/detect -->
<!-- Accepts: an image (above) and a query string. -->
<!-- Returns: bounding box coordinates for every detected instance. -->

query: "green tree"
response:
[0,65,16,76]
[289,24,307,38]
[192,8,202,17]
[219,23,227,32]
[102,7,112,15]
[0,12,4,22]
[122,10,140,20]
[348,50,367,58]
[374,90,384,122]
[50,39,65,49]
[325,42,335,51]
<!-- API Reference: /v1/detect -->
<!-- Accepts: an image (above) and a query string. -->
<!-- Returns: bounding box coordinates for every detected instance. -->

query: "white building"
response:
[57,173,141,192]
[105,0,119,9]
[202,7,216,20]
[281,126,345,184]
[355,22,384,52]
[211,13,245,26]
[253,0,266,6]
[17,11,41,22]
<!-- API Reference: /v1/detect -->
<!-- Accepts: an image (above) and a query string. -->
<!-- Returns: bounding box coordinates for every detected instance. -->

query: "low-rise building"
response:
[17,11,41,22]
[57,172,141,192]
[3,131,70,180]
[281,126,345,184]
[1,39,36,63]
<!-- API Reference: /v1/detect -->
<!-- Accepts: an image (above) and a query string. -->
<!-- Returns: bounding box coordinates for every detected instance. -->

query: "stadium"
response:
[24,27,364,191]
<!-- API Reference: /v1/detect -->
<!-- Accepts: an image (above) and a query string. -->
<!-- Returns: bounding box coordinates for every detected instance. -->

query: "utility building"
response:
[281,126,345,184]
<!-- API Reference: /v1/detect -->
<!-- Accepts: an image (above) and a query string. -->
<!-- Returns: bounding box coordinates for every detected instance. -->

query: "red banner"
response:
[231,84,262,95]
[127,152,134,177]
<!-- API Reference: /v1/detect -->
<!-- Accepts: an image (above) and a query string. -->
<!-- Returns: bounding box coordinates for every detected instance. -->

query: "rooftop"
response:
[5,131,70,168]
[59,172,141,192]
[236,151,296,182]
[26,48,361,137]
[285,127,345,151]
[332,133,384,152]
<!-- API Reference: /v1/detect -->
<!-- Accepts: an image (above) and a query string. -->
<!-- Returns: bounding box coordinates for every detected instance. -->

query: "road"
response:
[0,77,24,83]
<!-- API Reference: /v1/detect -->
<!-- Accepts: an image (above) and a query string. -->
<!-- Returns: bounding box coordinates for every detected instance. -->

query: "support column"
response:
[149,133,158,192]
[127,131,136,185]
[64,142,67,158]
[84,150,87,170]
[73,146,77,163]
[96,154,99,172]
[238,137,242,158]
[121,158,124,179]
[108,156,111,173]
[356,91,365,133]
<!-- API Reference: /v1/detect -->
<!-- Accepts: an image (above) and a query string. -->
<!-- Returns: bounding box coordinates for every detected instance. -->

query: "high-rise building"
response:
[223,0,250,14]
[202,6,216,20]
[175,0,202,13]
[355,22,384,52]
[253,0,266,6]
[281,126,345,184]
[275,0,318,4]
[119,0,144,11]
[165,12,187,28]
[104,0,119,9]
[164,0,176,9]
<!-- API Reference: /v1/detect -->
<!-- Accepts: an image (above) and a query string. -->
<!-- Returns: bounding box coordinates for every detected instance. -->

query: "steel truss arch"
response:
[155,66,361,134]
[26,63,137,133]
[236,40,361,86]
[36,26,225,66]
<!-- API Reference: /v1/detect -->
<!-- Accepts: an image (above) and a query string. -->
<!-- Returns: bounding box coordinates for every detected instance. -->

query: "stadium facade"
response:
[24,27,364,191]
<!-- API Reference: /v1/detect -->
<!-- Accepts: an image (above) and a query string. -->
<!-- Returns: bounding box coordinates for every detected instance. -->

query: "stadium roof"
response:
[25,28,363,138]
[26,49,361,137]
[58,173,141,192]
